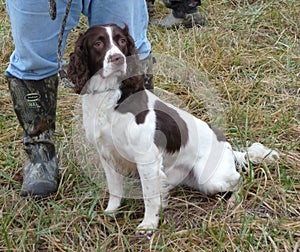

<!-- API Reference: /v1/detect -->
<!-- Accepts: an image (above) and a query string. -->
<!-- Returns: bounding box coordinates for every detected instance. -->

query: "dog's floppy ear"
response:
[67,33,90,94]
[122,23,140,78]
[118,24,144,104]
[122,24,139,57]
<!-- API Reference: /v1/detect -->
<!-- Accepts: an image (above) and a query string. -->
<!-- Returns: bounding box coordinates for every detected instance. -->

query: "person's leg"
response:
[83,0,151,60]
[6,0,82,80]
[154,0,204,28]
[83,0,154,90]
[5,0,82,197]
[7,75,59,197]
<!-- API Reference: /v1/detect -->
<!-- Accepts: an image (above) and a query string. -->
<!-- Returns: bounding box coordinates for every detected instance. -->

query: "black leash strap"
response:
[48,0,75,89]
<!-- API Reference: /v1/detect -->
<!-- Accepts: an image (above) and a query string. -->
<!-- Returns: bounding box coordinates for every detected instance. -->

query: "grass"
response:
[0,0,299,251]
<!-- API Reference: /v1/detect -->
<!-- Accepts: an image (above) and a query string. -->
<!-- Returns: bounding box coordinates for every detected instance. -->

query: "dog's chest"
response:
[81,92,119,145]
[82,93,141,175]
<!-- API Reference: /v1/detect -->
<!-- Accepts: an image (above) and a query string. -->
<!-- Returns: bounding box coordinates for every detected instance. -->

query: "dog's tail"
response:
[233,142,279,170]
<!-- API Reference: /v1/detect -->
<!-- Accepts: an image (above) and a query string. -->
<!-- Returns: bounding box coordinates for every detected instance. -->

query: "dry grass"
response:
[0,0,299,251]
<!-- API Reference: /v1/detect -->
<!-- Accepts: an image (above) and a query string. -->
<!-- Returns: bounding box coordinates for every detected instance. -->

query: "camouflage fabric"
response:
[7,75,59,198]
[140,53,154,92]
[146,0,155,16]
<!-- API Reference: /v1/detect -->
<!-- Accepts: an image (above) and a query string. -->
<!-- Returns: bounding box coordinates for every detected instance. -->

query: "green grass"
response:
[1,0,299,251]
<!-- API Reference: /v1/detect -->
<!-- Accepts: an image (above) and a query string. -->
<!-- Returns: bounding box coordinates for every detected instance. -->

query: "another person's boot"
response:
[140,53,155,92]
[153,0,204,28]
[146,0,155,16]
[7,75,59,198]
[182,11,205,28]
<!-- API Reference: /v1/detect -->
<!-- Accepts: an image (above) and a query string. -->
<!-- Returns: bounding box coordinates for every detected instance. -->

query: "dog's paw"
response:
[136,223,157,238]
[103,209,117,221]
[104,196,121,214]
[104,207,118,213]
[135,229,155,239]
[103,206,120,219]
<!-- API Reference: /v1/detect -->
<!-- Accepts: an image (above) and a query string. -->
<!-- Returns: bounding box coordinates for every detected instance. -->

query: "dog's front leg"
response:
[100,155,124,213]
[136,161,163,234]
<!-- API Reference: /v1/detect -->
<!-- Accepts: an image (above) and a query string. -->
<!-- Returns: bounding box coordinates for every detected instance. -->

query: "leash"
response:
[48,0,75,89]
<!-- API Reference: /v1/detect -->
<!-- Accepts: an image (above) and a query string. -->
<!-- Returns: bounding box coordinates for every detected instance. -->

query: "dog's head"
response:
[67,23,142,94]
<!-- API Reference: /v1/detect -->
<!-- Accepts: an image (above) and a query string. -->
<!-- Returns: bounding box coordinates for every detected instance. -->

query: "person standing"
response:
[5,0,152,198]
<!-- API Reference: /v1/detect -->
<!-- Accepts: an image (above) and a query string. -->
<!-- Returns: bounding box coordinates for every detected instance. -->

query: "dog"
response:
[67,23,279,234]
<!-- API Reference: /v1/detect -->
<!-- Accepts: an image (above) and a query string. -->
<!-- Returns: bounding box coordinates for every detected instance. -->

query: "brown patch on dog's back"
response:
[116,90,149,124]
[209,125,227,142]
[154,100,188,153]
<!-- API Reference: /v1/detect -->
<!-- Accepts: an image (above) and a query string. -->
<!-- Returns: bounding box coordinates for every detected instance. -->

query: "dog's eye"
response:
[118,38,126,46]
[94,40,103,48]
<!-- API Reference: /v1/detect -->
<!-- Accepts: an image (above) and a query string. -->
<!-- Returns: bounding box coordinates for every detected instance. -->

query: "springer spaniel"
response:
[67,24,279,235]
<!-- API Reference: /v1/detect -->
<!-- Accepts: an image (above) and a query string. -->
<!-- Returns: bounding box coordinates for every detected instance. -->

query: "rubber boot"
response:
[153,10,204,28]
[140,53,155,92]
[146,0,155,16]
[152,0,204,28]
[152,12,185,28]
[7,74,59,198]
[182,11,205,28]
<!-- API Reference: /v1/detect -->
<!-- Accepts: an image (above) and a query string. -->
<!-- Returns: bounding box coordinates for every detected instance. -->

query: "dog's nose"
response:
[109,53,124,65]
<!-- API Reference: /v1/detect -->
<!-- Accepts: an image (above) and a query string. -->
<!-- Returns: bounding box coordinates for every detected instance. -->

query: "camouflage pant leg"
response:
[140,54,154,91]
[8,74,58,138]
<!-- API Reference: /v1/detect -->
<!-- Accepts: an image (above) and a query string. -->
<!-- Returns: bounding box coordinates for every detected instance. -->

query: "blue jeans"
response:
[6,0,151,80]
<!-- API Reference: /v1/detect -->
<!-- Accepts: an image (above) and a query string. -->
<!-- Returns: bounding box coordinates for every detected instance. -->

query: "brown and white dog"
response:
[67,24,279,234]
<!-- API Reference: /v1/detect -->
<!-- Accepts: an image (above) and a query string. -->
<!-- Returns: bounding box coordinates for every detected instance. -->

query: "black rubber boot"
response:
[7,74,59,198]
[153,0,204,28]
[146,0,155,16]
[140,53,155,92]
[164,0,201,17]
